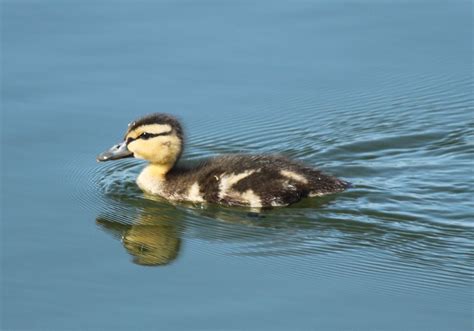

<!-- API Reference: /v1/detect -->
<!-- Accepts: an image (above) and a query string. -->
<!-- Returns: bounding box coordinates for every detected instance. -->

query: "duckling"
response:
[97,113,349,208]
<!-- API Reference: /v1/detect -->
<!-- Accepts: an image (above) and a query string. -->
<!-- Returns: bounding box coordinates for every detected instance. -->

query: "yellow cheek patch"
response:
[127,134,182,165]
[127,139,148,158]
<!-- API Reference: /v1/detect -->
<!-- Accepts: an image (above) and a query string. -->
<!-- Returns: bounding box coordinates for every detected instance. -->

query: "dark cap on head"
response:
[127,113,183,139]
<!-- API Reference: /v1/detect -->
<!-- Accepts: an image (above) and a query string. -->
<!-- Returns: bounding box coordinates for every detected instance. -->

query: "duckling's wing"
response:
[195,155,347,208]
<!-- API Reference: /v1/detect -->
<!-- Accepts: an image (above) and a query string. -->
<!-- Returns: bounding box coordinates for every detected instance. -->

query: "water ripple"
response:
[67,74,474,294]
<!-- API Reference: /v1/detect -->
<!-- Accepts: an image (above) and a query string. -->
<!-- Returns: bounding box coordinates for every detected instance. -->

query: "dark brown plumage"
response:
[164,154,349,207]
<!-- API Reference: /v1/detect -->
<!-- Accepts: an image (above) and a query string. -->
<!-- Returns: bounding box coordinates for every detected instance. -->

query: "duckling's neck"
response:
[136,163,172,195]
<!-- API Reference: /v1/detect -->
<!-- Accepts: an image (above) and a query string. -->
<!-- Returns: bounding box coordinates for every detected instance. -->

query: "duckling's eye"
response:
[139,132,153,140]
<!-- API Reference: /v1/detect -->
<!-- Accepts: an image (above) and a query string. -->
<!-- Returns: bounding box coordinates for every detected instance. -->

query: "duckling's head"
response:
[97,113,184,168]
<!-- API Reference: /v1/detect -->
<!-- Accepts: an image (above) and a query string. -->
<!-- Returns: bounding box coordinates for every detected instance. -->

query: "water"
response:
[2,0,473,330]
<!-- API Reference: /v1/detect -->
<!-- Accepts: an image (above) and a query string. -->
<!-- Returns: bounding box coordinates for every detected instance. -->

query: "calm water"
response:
[2,0,473,330]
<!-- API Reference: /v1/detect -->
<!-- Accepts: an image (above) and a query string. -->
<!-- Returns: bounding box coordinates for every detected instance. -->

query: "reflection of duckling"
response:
[97,113,348,208]
[96,216,181,266]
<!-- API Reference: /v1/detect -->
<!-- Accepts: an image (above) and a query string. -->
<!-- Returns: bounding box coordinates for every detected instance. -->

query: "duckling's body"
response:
[98,113,348,208]
[138,154,347,207]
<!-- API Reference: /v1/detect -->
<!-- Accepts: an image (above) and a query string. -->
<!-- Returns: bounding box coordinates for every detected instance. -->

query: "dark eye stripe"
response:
[126,130,172,145]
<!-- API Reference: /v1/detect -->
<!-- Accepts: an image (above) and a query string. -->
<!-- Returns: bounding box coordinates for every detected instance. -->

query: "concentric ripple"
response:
[66,78,474,295]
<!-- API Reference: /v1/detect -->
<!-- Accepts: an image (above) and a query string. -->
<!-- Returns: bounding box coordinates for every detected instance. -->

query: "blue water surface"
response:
[2,0,473,330]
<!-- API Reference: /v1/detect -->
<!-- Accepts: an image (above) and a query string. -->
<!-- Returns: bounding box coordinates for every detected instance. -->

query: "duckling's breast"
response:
[136,167,166,196]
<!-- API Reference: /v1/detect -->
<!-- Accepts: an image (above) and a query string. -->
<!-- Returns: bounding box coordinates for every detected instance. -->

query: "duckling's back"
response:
[165,155,348,208]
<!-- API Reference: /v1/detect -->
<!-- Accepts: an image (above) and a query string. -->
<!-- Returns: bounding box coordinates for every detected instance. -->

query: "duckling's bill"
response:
[97,141,133,162]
